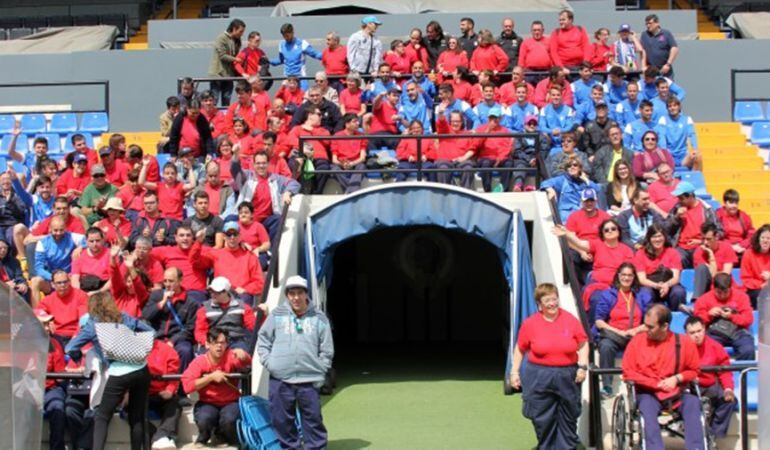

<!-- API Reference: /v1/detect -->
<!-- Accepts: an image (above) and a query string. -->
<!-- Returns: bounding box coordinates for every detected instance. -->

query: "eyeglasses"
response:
[225,232,239,237]
[603,226,618,232]
[643,137,657,142]
[52,280,70,286]
[93,174,106,178]
[568,163,581,168]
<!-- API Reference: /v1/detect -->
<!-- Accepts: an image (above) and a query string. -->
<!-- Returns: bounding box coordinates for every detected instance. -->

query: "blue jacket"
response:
[571,78,600,107]
[257,301,334,385]
[11,177,53,226]
[638,77,686,102]
[540,174,599,223]
[508,102,539,132]
[473,101,515,128]
[270,38,322,76]
[623,118,667,152]
[437,99,480,130]
[0,250,26,285]
[402,76,437,109]
[658,113,697,166]
[603,80,629,107]
[576,101,600,124]
[65,313,154,366]
[613,98,640,128]
[34,232,84,281]
[539,104,577,146]
[592,287,652,339]
[398,95,432,133]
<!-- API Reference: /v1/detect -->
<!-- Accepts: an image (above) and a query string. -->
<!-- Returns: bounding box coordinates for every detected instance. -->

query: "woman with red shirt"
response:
[469,29,509,75]
[634,224,687,310]
[338,73,367,117]
[56,155,91,200]
[140,160,195,221]
[384,39,412,83]
[510,283,588,450]
[590,28,613,71]
[214,138,235,185]
[593,263,652,395]
[436,36,468,83]
[275,76,305,110]
[395,120,437,182]
[167,99,214,159]
[108,245,149,318]
[94,197,132,247]
[716,189,755,258]
[450,66,475,104]
[740,224,770,308]
[554,218,635,309]
[229,118,256,171]
[237,202,271,270]
[405,28,430,69]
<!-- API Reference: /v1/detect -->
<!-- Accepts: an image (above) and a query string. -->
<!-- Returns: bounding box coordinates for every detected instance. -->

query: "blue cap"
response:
[73,153,88,163]
[671,181,696,197]
[619,24,631,32]
[488,106,503,118]
[223,222,239,233]
[362,15,382,25]
[581,188,598,202]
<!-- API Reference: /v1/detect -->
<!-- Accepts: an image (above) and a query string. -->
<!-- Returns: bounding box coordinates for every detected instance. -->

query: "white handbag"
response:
[94,322,154,365]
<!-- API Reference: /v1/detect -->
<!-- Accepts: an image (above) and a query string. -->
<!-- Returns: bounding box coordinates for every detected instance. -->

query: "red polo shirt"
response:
[192,242,264,295]
[648,179,679,214]
[239,220,269,249]
[517,308,587,366]
[633,247,682,276]
[104,160,128,187]
[156,181,185,221]
[151,245,208,291]
[331,130,367,161]
[693,288,753,328]
[288,125,330,160]
[71,248,111,280]
[182,350,252,406]
[369,100,399,134]
[693,241,738,271]
[39,287,89,337]
[740,249,770,290]
[677,202,708,249]
[94,216,133,246]
[117,184,147,212]
[589,240,634,284]
[339,88,364,115]
[696,336,734,389]
[56,169,91,198]
[565,208,611,241]
[322,45,349,75]
[716,209,755,248]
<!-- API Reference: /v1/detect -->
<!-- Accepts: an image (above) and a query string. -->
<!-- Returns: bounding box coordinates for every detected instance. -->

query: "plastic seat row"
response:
[0,113,108,134]
[733,101,770,124]
[675,170,712,200]
[679,268,743,303]
[749,122,770,147]
[0,132,95,153]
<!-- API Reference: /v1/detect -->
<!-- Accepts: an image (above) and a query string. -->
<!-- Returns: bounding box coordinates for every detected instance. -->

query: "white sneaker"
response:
[151,436,177,450]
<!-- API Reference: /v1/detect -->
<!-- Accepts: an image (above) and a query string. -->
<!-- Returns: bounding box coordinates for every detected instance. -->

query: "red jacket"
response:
[111,263,149,318]
[470,44,509,73]
[39,288,89,338]
[182,350,252,406]
[716,208,755,248]
[549,26,592,67]
[534,78,574,108]
[498,81,536,107]
[151,245,209,291]
[518,37,552,70]
[191,242,264,295]
[226,100,267,135]
[147,340,181,396]
[622,331,700,400]
[435,117,474,160]
[696,336,734,389]
[694,288,753,328]
[46,338,66,390]
[473,124,513,160]
[94,215,133,247]
[590,42,613,71]
[740,249,770,290]
[436,50,469,76]
[288,125,331,160]
[404,43,429,69]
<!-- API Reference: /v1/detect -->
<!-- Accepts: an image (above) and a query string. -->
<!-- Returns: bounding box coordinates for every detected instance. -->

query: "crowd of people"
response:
[0,8,763,450]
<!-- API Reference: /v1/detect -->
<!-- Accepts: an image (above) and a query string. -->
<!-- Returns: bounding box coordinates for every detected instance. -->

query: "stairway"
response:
[125,0,207,49]
[645,0,724,37]
[696,122,770,225]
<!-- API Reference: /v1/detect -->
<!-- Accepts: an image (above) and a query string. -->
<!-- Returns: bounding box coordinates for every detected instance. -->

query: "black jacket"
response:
[128,214,180,248]
[167,111,215,158]
[290,100,343,134]
[497,31,523,71]
[141,290,198,344]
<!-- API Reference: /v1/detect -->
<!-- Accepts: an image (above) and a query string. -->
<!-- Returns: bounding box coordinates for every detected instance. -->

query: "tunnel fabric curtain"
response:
[305,184,536,330]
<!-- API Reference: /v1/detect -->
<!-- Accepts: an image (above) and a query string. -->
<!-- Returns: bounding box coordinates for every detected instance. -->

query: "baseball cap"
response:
[362,15,382,25]
[387,86,401,95]
[285,275,308,292]
[581,188,598,202]
[104,197,124,211]
[98,147,112,157]
[524,114,539,125]
[671,181,696,197]
[488,106,503,118]
[209,276,231,293]
[74,153,88,164]
[619,24,631,32]
[223,222,239,234]
[91,164,106,176]
[33,308,54,322]
[595,101,608,109]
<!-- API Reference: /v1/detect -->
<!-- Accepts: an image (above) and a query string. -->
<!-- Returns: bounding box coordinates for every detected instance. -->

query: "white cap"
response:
[284,275,308,292]
[209,276,231,293]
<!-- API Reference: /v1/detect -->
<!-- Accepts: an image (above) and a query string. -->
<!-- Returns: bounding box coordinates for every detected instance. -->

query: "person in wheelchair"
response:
[684,315,736,439]
[621,304,705,450]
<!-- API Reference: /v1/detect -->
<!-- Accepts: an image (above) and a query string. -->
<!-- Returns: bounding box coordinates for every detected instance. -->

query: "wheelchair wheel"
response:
[611,395,629,450]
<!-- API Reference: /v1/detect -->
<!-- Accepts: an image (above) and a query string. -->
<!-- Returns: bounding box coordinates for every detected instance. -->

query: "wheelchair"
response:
[611,380,717,450]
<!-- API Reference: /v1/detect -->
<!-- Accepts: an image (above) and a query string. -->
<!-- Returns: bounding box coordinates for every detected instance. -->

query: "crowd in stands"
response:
[0,8,764,450]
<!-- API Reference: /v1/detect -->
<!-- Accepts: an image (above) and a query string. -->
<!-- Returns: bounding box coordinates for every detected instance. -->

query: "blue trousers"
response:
[174,340,194,372]
[521,363,581,450]
[476,158,514,192]
[65,393,94,450]
[708,328,755,361]
[434,160,474,189]
[312,158,331,194]
[395,161,436,182]
[45,386,67,450]
[637,391,704,450]
[640,284,687,311]
[193,401,240,445]
[269,377,328,450]
[262,214,282,243]
[330,163,365,193]
[701,383,734,438]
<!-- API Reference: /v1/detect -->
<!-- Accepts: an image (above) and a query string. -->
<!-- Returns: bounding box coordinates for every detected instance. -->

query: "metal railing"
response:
[0,81,110,116]
[730,68,770,115]
[297,131,541,185]
[46,370,252,396]
[588,362,758,450]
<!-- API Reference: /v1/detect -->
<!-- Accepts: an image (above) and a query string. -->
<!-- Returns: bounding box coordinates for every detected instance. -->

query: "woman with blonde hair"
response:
[605,159,638,215]
[66,292,155,450]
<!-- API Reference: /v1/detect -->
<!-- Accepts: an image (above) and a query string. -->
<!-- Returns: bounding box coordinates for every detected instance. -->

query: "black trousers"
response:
[93,367,151,450]
[148,395,182,442]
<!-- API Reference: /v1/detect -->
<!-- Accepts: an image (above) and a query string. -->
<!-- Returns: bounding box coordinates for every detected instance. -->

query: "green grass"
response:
[320,345,537,450]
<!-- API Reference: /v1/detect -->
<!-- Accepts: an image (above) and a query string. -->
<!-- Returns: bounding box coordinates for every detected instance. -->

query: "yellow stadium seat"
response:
[703,157,765,171]
[694,122,741,134]
[101,132,161,155]
[707,184,769,198]
[699,146,758,157]
[698,135,747,147]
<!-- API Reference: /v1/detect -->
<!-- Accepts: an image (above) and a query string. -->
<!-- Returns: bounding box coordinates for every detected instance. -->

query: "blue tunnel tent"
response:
[303,183,537,384]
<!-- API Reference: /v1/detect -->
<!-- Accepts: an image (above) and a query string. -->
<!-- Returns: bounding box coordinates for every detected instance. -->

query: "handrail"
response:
[588,362,758,450]
[46,370,252,395]
[0,80,110,116]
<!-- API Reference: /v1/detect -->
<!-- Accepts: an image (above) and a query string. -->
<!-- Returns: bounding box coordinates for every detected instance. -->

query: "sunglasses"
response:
[643,137,657,142]
[603,226,618,232]
[93,174,106,178]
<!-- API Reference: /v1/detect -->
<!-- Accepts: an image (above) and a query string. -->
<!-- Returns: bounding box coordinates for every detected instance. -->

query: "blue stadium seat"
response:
[733,370,758,412]
[670,311,688,334]
[750,122,770,147]
[732,268,743,287]
[680,269,695,303]
[705,199,721,210]
[20,114,46,134]
[79,112,109,133]
[0,115,15,134]
[155,153,171,169]
[35,133,62,152]
[750,311,759,342]
[733,101,765,124]
[62,132,94,152]
[0,156,7,173]
[676,171,710,199]
[48,113,78,133]
[0,134,27,152]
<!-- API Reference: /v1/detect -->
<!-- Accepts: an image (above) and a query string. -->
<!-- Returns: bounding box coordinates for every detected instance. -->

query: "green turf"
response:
[320,345,537,450]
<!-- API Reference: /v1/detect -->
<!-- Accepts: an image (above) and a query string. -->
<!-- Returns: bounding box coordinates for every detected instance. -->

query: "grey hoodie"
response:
[257,301,334,385]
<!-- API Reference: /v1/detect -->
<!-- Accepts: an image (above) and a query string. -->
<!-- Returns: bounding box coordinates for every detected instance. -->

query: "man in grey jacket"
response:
[208,19,245,107]
[347,15,383,76]
[258,275,334,450]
